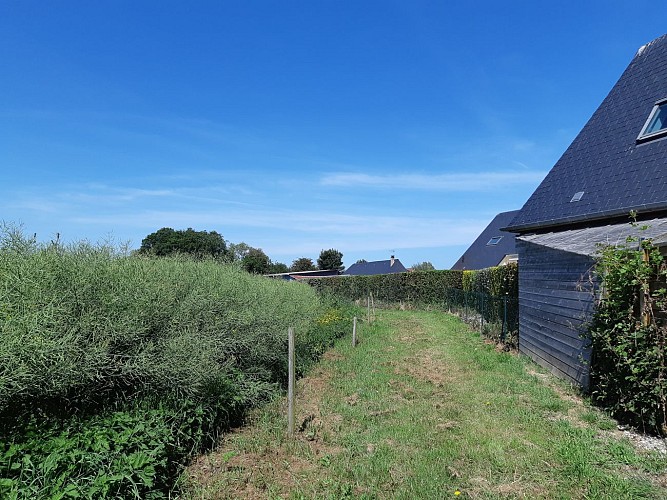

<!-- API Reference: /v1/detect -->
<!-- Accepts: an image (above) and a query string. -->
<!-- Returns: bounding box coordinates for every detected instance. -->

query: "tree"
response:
[290,257,316,272]
[139,227,227,258]
[269,262,289,274]
[355,259,367,264]
[227,242,252,262]
[317,248,344,271]
[241,248,271,274]
[412,261,435,271]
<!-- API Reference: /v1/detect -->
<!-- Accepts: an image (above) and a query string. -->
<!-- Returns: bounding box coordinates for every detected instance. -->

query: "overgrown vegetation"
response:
[0,225,357,496]
[589,231,667,435]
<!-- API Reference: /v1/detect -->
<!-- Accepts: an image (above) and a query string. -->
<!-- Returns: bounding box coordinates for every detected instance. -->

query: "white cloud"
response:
[320,171,546,191]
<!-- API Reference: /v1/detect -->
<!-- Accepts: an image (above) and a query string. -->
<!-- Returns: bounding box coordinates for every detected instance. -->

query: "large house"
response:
[505,34,667,387]
[451,210,519,270]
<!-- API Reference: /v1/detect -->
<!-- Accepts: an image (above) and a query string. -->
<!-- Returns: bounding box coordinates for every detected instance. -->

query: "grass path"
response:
[185,310,667,499]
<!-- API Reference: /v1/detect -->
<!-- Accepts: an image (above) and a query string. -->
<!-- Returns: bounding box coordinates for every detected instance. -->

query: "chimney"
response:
[390,255,395,267]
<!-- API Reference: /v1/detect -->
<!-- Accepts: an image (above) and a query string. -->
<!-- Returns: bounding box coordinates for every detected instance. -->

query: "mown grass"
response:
[185,309,667,499]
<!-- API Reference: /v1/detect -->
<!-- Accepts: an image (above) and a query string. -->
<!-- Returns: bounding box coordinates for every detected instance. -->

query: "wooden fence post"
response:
[288,327,295,438]
[352,316,357,347]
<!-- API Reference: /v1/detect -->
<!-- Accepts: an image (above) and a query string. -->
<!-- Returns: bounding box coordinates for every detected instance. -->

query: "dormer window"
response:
[487,236,503,246]
[637,99,667,142]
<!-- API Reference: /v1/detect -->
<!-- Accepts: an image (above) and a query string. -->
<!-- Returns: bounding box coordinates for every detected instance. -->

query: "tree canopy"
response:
[227,242,252,262]
[290,257,316,272]
[412,261,436,271]
[269,262,289,274]
[241,248,271,274]
[317,248,344,271]
[139,227,227,258]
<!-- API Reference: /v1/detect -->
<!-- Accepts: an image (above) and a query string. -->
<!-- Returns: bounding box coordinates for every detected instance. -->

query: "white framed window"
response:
[487,236,503,246]
[637,98,667,142]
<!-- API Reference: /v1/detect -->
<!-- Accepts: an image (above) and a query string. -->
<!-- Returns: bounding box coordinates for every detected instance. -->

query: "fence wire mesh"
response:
[443,288,519,349]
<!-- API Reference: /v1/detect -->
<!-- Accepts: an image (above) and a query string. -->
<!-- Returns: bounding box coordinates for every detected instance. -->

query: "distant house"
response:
[265,269,341,281]
[451,210,519,270]
[344,256,407,276]
[505,34,667,388]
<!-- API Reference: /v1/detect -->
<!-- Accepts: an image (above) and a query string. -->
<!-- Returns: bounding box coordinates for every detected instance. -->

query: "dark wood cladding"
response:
[517,240,597,388]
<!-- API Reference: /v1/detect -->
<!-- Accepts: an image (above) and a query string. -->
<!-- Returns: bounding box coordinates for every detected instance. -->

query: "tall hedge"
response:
[304,270,463,304]
[304,264,518,305]
[461,263,518,297]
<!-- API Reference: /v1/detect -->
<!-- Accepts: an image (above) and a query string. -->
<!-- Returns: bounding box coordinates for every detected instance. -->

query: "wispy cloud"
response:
[320,171,546,191]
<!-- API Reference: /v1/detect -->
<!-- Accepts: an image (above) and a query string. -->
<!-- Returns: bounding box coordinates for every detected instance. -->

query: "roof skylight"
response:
[570,191,584,202]
[487,236,503,246]
[638,99,667,142]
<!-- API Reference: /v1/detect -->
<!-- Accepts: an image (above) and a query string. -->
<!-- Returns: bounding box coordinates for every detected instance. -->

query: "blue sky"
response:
[1,1,665,269]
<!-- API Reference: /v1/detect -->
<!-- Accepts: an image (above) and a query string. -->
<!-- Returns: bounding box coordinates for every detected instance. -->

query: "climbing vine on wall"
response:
[589,232,667,435]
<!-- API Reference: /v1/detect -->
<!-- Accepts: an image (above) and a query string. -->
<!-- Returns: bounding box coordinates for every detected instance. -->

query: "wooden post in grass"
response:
[352,316,357,347]
[367,296,371,323]
[370,292,376,323]
[288,327,295,438]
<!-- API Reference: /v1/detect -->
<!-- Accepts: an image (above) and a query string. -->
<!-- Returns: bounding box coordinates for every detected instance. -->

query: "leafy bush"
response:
[0,397,235,499]
[0,225,356,494]
[589,236,667,435]
[0,228,319,419]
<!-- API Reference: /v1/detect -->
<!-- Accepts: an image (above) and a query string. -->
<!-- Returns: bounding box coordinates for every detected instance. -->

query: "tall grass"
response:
[0,225,354,496]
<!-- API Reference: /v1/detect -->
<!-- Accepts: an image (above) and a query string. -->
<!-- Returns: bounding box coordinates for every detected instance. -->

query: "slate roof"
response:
[507,34,667,233]
[344,258,407,276]
[517,217,667,257]
[451,210,519,270]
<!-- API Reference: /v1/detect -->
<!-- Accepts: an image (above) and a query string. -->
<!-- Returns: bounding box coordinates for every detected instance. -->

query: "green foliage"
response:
[304,265,518,306]
[317,249,344,271]
[304,270,464,305]
[227,241,252,262]
[269,262,289,274]
[139,227,227,258]
[291,257,317,272]
[0,225,354,494]
[589,235,667,434]
[461,263,518,297]
[411,261,435,271]
[0,397,236,499]
[0,234,318,415]
[241,247,271,274]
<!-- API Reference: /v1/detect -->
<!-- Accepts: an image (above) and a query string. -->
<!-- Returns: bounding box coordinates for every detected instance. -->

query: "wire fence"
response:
[443,288,519,349]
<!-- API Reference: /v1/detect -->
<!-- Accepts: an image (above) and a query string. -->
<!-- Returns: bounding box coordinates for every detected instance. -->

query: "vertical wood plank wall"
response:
[517,240,597,388]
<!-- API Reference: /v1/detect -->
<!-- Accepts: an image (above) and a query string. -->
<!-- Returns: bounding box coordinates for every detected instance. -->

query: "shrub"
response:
[589,235,667,434]
[0,225,352,494]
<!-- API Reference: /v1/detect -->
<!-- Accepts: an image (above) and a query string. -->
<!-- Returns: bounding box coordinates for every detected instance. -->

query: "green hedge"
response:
[461,263,518,297]
[304,264,518,305]
[304,270,463,305]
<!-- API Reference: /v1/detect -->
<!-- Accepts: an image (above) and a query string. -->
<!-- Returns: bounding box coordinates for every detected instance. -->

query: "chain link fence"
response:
[443,288,519,349]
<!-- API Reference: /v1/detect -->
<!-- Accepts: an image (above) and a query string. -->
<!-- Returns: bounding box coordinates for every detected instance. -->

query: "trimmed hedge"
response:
[304,264,518,305]
[304,270,463,305]
[461,263,518,297]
